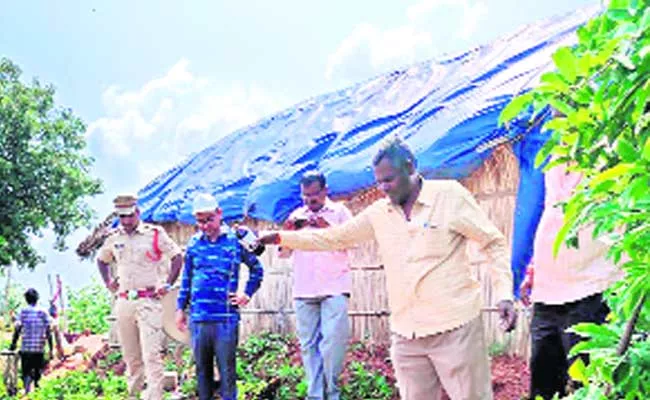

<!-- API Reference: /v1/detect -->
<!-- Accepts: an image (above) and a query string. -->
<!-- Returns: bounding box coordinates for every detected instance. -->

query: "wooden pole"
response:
[3,265,12,322]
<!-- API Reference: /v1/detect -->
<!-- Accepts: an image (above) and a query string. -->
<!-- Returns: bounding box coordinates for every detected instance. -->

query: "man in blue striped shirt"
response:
[175,193,264,400]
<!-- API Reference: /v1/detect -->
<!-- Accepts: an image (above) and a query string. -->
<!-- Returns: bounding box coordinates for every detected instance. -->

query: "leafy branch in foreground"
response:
[501,1,650,398]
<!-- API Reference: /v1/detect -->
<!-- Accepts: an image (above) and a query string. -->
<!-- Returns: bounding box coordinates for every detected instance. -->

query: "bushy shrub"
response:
[65,281,112,334]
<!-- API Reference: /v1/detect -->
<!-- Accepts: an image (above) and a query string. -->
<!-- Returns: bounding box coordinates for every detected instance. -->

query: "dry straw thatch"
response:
[77,143,530,356]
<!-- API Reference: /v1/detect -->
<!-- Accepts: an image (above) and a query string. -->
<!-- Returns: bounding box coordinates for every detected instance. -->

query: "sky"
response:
[0,0,598,299]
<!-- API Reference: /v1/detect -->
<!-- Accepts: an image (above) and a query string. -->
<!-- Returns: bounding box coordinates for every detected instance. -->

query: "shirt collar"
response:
[322,198,336,212]
[199,224,230,242]
[415,177,436,207]
[118,222,146,235]
[385,176,434,209]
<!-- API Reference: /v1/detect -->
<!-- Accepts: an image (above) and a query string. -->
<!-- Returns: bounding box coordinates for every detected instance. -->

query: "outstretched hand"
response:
[257,232,281,246]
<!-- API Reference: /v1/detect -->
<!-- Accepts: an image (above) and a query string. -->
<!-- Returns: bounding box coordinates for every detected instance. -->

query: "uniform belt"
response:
[118,288,157,300]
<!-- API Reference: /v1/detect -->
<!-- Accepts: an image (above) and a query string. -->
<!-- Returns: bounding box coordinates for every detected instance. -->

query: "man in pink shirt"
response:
[281,171,352,400]
[520,164,623,399]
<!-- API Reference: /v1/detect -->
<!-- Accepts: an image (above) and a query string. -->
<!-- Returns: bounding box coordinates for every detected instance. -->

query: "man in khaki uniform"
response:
[97,194,183,400]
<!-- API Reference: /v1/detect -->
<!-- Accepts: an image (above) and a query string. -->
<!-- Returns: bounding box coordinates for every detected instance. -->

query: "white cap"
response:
[192,193,219,215]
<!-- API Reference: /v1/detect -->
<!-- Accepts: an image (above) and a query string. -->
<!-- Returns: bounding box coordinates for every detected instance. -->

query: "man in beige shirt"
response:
[97,194,183,400]
[259,138,516,400]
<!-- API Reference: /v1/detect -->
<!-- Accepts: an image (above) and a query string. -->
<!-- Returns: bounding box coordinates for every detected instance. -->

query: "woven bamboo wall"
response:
[163,144,530,357]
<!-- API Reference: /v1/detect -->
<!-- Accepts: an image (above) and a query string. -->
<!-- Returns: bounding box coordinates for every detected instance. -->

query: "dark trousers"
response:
[530,293,609,400]
[190,321,239,400]
[20,351,44,393]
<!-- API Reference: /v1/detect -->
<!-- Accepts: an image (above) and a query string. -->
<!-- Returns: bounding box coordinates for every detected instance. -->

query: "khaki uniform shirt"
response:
[98,222,182,292]
[281,179,513,338]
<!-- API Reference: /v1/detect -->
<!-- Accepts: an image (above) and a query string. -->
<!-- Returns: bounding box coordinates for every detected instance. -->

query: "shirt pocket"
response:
[408,223,451,262]
[113,242,127,262]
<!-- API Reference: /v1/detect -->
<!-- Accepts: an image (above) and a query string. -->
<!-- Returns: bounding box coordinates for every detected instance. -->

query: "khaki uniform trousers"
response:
[115,297,165,400]
[390,316,493,400]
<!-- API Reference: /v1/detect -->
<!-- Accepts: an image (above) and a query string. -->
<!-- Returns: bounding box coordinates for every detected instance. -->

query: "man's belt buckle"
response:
[127,290,138,300]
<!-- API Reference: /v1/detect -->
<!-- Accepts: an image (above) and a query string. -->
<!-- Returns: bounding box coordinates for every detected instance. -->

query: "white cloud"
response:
[101,59,194,113]
[325,23,432,81]
[87,59,290,195]
[176,83,281,144]
[406,0,487,38]
[325,0,488,82]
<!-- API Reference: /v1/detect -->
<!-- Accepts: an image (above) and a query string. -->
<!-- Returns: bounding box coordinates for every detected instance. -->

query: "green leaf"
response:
[613,359,632,385]
[609,0,631,10]
[577,53,594,77]
[589,163,636,188]
[576,25,591,46]
[616,138,638,161]
[498,92,533,125]
[594,38,621,64]
[535,136,558,167]
[641,45,650,60]
[553,218,575,257]
[569,358,590,386]
[563,132,579,146]
[642,137,650,161]
[639,7,650,30]
[543,117,568,133]
[626,176,649,202]
[553,47,578,83]
[568,322,620,341]
[548,97,576,117]
[540,72,570,93]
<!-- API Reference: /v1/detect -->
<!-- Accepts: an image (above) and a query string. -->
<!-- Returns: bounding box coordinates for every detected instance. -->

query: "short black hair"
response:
[300,171,326,189]
[372,136,417,171]
[24,288,39,306]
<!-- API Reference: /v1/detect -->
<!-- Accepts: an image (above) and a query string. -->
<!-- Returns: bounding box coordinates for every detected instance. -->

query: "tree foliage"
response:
[501,0,650,398]
[0,58,102,270]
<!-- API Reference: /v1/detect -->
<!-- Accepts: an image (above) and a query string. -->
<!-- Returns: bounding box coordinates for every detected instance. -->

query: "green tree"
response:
[500,0,650,398]
[0,58,102,270]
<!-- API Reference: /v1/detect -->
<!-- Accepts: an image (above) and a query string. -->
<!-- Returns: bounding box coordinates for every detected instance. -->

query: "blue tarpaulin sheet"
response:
[135,7,598,296]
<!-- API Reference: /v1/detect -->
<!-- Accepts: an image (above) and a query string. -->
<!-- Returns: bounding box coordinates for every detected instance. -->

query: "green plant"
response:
[341,361,394,400]
[0,282,24,327]
[26,370,127,399]
[180,376,197,396]
[500,0,650,398]
[236,332,307,399]
[488,340,509,358]
[65,281,112,334]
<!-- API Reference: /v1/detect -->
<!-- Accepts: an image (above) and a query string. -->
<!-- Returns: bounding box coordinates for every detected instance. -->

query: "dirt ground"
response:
[489,355,530,400]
